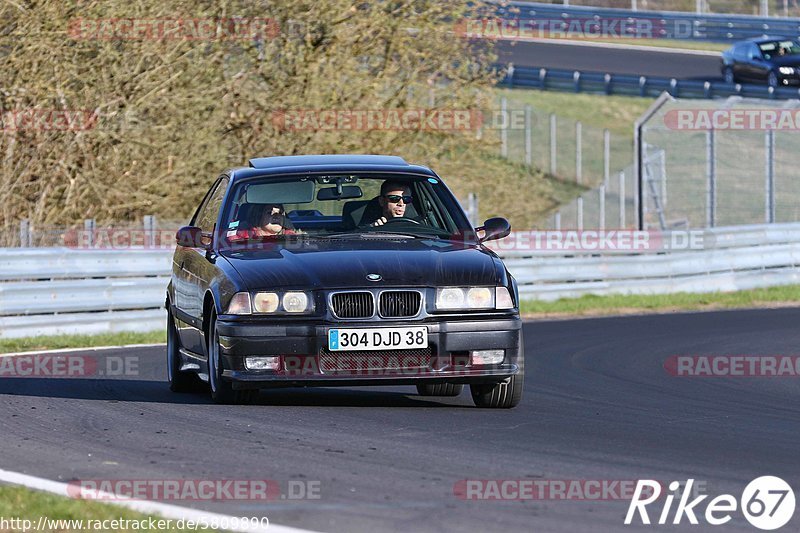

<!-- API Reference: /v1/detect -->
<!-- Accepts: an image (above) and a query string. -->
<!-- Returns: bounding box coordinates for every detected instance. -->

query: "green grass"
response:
[521,285,800,318]
[0,486,215,532]
[0,330,165,354]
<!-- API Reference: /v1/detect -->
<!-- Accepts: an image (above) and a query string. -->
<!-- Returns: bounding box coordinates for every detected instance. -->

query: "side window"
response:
[194,179,229,233]
[748,44,762,60]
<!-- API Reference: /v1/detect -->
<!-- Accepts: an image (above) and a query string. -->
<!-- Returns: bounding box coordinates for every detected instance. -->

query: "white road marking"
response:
[0,343,166,358]
[0,468,320,533]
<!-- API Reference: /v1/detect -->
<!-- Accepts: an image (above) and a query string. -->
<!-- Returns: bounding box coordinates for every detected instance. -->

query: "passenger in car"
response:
[251,204,300,237]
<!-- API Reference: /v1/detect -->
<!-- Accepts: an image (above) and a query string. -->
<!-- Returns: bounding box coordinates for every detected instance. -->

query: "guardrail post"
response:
[599,185,606,230]
[19,219,31,247]
[706,128,716,228]
[507,63,515,89]
[703,81,711,98]
[577,197,584,230]
[576,121,582,184]
[539,68,547,90]
[500,97,508,158]
[669,78,678,97]
[765,129,776,223]
[84,219,96,248]
[604,73,612,95]
[619,170,626,228]
[603,129,610,186]
[550,113,557,175]
[573,71,581,93]
[143,215,156,248]
[524,105,532,166]
[554,211,561,231]
[639,76,647,97]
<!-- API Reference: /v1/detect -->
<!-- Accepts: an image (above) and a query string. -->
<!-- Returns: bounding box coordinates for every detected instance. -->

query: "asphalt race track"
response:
[497,40,723,81]
[2,308,800,532]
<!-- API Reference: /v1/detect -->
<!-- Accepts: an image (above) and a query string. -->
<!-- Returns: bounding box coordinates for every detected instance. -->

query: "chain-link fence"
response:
[527,0,800,17]
[638,95,800,230]
[497,96,638,229]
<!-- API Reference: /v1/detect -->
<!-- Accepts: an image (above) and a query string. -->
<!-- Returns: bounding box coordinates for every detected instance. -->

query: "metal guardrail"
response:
[1,222,800,337]
[499,2,800,42]
[498,65,800,99]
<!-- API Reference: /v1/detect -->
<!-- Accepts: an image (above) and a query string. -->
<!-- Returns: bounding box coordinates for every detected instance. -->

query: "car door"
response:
[746,43,769,82]
[176,177,229,354]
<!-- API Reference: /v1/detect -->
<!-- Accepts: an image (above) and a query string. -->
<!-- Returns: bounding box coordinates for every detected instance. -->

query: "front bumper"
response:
[215,316,522,389]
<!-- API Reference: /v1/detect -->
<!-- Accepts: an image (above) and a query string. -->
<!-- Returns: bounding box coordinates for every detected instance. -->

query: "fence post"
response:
[500,97,508,159]
[143,215,156,248]
[577,197,584,230]
[706,128,716,228]
[603,129,610,186]
[549,113,557,175]
[19,219,31,247]
[575,121,582,184]
[599,185,606,230]
[765,129,775,223]
[618,170,626,228]
[554,211,561,231]
[84,219,96,248]
[760,0,769,16]
[524,105,532,166]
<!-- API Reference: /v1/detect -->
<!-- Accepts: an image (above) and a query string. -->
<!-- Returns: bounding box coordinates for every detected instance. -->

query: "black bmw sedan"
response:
[721,37,800,87]
[166,155,524,408]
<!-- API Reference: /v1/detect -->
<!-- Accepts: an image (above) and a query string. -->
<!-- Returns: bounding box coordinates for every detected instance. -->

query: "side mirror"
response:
[176,226,211,249]
[477,217,511,243]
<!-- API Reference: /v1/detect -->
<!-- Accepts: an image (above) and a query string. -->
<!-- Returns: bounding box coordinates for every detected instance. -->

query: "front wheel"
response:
[470,339,524,409]
[416,383,463,397]
[167,309,204,392]
[208,309,258,405]
[768,71,779,88]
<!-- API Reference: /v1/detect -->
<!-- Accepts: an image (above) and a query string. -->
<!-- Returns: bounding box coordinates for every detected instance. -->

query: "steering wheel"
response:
[380,217,422,226]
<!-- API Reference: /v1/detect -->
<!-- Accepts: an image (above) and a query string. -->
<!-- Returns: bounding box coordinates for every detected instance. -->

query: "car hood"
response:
[769,55,800,67]
[219,238,503,290]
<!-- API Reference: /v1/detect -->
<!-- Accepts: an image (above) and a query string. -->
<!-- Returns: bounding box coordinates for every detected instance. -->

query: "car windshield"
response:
[759,40,800,58]
[218,174,474,247]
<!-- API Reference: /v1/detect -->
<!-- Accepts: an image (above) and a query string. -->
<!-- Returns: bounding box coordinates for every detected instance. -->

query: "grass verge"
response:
[521,285,800,319]
[0,330,165,354]
[531,37,727,53]
[0,486,214,532]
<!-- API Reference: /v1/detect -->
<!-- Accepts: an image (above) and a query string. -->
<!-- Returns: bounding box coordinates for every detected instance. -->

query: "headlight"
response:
[251,291,313,314]
[283,292,311,313]
[253,292,279,313]
[226,292,252,315]
[435,287,496,310]
[779,66,796,75]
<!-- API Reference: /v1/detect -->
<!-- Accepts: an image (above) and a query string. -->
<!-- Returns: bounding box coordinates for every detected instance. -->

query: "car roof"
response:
[739,36,796,45]
[227,154,437,182]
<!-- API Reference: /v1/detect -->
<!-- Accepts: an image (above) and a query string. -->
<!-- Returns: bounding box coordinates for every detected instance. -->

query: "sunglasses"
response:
[384,194,413,204]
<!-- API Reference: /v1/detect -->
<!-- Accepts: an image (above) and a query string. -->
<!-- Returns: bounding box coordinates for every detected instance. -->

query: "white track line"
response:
[499,36,721,57]
[0,468,319,533]
[0,343,166,358]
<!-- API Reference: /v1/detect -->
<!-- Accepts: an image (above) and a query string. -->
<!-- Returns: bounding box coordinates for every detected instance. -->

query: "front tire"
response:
[470,338,524,409]
[208,309,258,405]
[416,383,463,397]
[167,309,204,392]
[768,71,779,88]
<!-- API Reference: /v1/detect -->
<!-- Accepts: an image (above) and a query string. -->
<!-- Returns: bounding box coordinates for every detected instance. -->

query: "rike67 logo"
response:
[625,477,795,530]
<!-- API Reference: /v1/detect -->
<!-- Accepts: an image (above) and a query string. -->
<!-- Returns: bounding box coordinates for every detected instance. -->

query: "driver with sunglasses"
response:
[370,181,417,227]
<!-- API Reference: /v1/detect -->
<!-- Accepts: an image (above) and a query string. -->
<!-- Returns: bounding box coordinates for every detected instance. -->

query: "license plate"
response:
[328,327,428,352]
